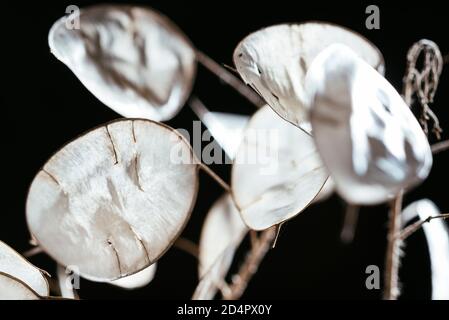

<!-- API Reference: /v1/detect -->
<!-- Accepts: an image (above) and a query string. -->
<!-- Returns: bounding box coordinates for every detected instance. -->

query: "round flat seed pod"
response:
[231,106,329,230]
[49,5,196,121]
[0,272,41,300]
[402,200,449,300]
[194,194,247,299]
[307,44,432,204]
[233,22,384,130]
[0,241,49,297]
[26,119,199,281]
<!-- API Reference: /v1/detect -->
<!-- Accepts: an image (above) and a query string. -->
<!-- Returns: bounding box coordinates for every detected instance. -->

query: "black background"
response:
[3,1,449,299]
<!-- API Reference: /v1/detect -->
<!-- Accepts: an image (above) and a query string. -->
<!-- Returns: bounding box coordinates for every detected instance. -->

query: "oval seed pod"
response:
[0,272,41,300]
[194,194,247,300]
[49,5,196,121]
[233,22,384,131]
[402,200,449,300]
[231,106,329,230]
[306,44,432,205]
[0,241,49,297]
[26,119,199,281]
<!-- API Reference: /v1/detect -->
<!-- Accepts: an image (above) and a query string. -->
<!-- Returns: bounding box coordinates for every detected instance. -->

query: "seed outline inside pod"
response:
[233,21,385,131]
[26,118,199,281]
[48,4,197,121]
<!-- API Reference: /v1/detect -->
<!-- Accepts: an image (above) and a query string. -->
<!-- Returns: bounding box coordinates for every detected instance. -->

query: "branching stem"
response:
[195,50,265,107]
[398,213,449,241]
[223,227,276,300]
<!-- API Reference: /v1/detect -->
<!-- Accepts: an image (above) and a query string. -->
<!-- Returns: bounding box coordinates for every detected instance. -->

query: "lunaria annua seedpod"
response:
[231,106,329,230]
[233,22,384,132]
[26,119,199,281]
[402,200,449,300]
[193,194,247,299]
[0,241,49,299]
[49,5,196,121]
[306,44,432,204]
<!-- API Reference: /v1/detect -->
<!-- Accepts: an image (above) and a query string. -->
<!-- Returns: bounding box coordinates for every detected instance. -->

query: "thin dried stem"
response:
[199,163,231,192]
[340,204,360,244]
[398,213,449,241]
[431,139,449,155]
[223,227,276,300]
[195,50,265,107]
[383,191,403,300]
[22,246,44,258]
[174,237,199,259]
[271,223,284,249]
[188,96,209,120]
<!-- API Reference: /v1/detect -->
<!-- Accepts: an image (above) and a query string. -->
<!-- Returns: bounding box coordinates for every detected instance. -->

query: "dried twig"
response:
[431,139,449,154]
[403,40,444,139]
[195,50,265,107]
[383,191,403,300]
[340,204,360,244]
[22,246,44,258]
[383,40,446,300]
[174,237,200,259]
[199,163,231,192]
[223,227,276,300]
[398,213,449,241]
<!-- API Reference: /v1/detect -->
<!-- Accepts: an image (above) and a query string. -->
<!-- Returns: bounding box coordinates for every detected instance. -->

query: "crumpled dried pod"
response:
[0,241,49,298]
[26,119,199,281]
[306,44,432,204]
[193,194,247,300]
[402,200,449,300]
[233,22,384,131]
[49,5,196,121]
[231,106,329,230]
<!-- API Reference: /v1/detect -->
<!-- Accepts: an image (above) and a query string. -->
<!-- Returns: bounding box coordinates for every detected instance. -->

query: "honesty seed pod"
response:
[402,200,449,300]
[306,44,432,204]
[193,194,247,300]
[231,106,329,230]
[0,241,49,299]
[233,22,384,131]
[26,119,199,281]
[49,5,196,121]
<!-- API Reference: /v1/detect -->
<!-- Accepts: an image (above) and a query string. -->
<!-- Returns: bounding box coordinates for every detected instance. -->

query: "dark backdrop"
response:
[3,1,449,299]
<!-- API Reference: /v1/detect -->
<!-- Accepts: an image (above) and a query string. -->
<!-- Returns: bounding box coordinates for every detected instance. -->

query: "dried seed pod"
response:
[307,45,432,204]
[233,22,384,131]
[402,200,449,300]
[194,194,247,300]
[189,98,250,160]
[231,106,329,230]
[26,119,199,281]
[49,5,196,121]
[0,272,41,300]
[0,241,49,298]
